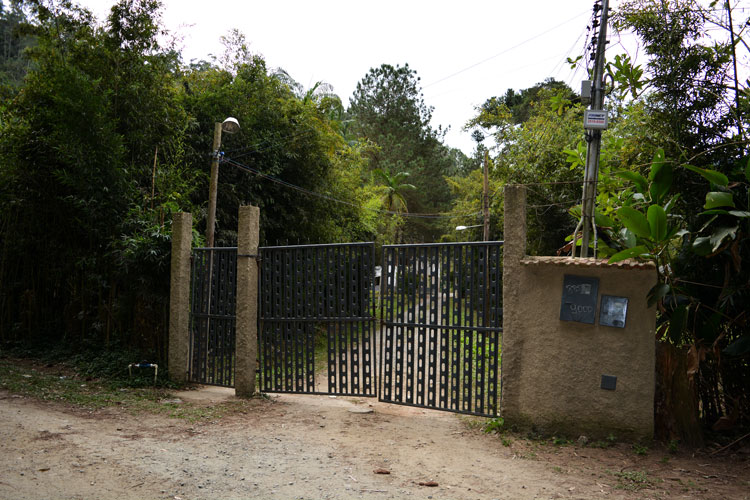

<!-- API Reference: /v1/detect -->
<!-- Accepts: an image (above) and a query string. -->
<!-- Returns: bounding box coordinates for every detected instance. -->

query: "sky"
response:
[79,0,642,154]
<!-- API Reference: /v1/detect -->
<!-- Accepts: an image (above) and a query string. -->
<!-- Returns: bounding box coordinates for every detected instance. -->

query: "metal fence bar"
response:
[428,245,438,408]
[439,245,450,409]
[451,245,461,411]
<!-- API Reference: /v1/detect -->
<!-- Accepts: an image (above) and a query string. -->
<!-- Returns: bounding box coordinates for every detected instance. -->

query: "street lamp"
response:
[206,117,241,247]
[456,224,483,231]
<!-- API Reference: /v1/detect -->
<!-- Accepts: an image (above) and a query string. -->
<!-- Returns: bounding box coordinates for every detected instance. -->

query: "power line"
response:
[424,8,591,89]
[222,156,483,220]
[223,127,320,160]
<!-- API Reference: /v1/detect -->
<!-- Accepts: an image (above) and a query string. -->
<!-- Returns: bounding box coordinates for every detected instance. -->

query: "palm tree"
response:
[373,169,415,213]
[373,169,415,243]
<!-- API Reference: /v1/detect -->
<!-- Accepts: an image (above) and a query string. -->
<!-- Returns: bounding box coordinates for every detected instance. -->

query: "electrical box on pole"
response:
[581,80,592,106]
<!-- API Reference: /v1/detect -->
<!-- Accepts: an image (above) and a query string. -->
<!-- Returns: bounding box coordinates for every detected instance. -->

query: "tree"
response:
[373,169,415,214]
[348,63,458,242]
[0,0,33,97]
[615,0,741,165]
[462,82,584,253]
[594,0,750,437]
[372,168,416,244]
[0,2,379,356]
[0,3,186,352]
[181,49,374,246]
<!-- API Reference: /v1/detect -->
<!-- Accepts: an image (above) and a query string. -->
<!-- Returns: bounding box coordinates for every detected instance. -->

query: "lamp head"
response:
[221,117,240,134]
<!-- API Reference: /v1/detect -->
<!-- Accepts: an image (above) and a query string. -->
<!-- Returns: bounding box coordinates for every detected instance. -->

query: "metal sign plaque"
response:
[560,275,599,324]
[599,295,629,328]
[584,109,609,130]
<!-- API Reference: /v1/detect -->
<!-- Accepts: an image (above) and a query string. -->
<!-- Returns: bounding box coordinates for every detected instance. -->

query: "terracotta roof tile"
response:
[519,256,655,270]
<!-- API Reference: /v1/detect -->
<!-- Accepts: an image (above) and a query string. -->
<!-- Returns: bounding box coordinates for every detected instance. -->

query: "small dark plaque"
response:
[601,375,617,391]
[600,295,629,328]
[560,275,599,324]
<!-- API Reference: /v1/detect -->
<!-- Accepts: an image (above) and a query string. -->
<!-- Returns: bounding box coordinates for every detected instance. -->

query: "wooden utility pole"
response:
[206,122,223,248]
[483,150,490,241]
[726,1,744,145]
[579,0,609,257]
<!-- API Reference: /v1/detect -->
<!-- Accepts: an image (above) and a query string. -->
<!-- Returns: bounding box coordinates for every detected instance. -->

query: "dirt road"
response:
[1,386,747,500]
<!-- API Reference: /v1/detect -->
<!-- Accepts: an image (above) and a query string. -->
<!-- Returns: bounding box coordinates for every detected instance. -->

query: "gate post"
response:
[168,212,193,383]
[235,205,260,397]
[501,185,526,418]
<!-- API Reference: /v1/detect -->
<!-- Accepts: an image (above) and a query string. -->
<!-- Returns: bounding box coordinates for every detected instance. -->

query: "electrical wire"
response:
[222,156,483,220]
[223,127,320,161]
[424,8,591,89]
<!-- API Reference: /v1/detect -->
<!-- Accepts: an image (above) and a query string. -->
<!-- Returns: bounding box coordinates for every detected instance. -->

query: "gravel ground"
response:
[1,385,748,500]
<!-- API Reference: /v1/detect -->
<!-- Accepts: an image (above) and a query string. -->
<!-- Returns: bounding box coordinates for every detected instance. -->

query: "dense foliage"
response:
[0,0,464,360]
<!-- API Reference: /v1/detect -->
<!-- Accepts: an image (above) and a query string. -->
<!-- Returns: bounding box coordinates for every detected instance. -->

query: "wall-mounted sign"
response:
[560,275,599,324]
[599,295,629,328]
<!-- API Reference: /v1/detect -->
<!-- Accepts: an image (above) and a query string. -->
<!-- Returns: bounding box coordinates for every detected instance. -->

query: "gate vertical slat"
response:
[361,247,371,393]
[462,246,473,412]
[313,248,324,391]
[304,249,315,393]
[294,248,304,392]
[282,249,291,391]
[263,247,273,391]
[405,247,414,404]
[451,246,461,411]
[476,246,487,414]
[416,247,427,406]
[338,246,348,395]
[396,248,405,403]
[427,247,436,407]
[326,247,335,393]
[439,245,450,409]
[189,252,200,383]
[382,248,394,401]
[218,251,227,385]
[350,246,360,394]
[273,250,283,391]
[488,244,500,414]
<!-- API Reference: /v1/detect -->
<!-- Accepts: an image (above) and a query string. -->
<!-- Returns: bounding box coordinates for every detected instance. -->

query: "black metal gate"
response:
[188,247,237,387]
[258,243,377,396]
[380,242,503,417]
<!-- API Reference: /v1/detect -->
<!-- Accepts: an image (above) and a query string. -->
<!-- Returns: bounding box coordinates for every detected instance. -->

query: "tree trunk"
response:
[654,342,704,447]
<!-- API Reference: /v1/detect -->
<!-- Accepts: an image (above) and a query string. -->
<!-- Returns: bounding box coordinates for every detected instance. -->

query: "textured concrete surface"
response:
[502,186,656,439]
[501,185,527,423]
[235,205,260,397]
[168,212,193,383]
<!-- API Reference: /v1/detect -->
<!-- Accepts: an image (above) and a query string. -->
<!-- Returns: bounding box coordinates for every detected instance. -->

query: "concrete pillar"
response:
[168,212,193,383]
[501,185,526,419]
[235,205,260,397]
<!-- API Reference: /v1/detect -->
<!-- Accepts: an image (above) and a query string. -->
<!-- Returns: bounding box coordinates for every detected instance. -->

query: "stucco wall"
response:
[502,185,656,439]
